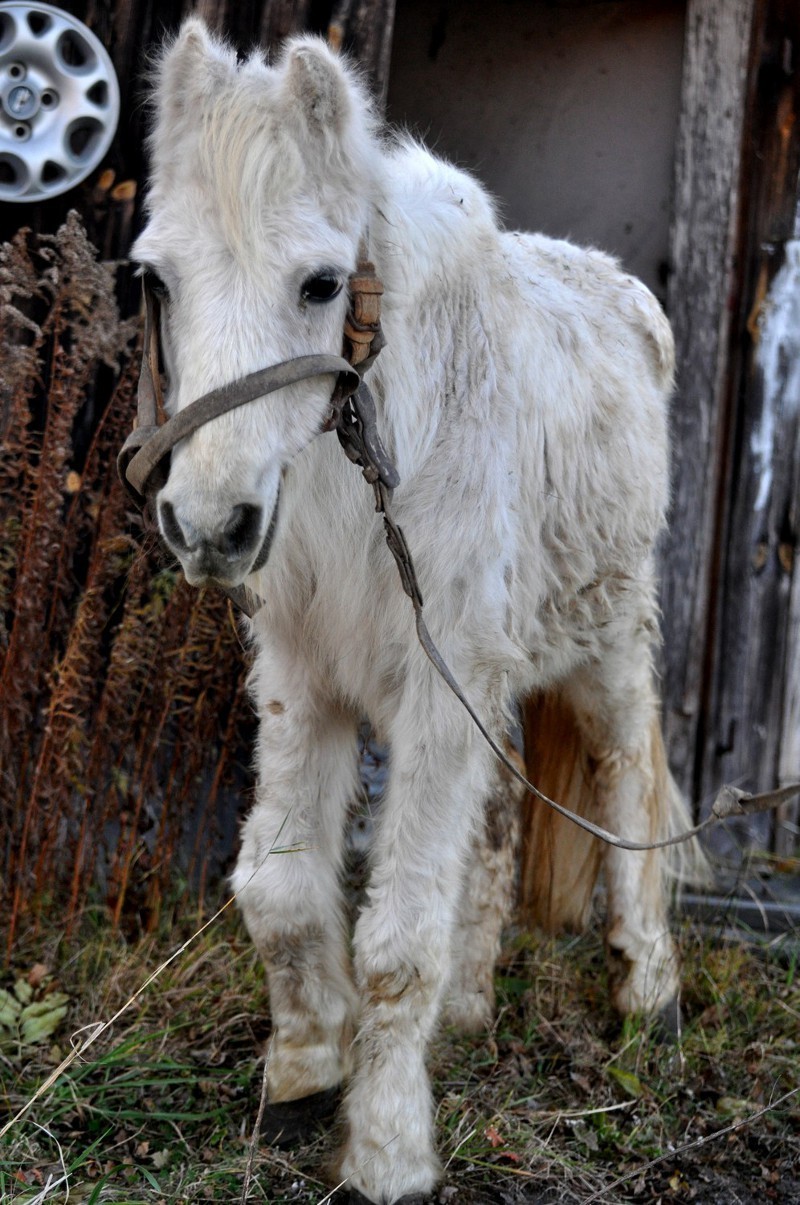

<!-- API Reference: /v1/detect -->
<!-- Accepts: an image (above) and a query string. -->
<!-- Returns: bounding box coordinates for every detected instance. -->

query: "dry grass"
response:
[1,905,798,1204]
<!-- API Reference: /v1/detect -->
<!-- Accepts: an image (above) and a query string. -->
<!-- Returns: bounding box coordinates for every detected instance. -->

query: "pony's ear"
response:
[281,39,356,139]
[155,18,232,125]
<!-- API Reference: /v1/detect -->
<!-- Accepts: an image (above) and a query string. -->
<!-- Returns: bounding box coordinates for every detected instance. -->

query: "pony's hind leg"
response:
[231,642,359,1128]
[562,621,682,1019]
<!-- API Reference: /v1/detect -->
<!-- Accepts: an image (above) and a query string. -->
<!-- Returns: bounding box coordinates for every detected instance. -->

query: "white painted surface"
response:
[752,240,800,513]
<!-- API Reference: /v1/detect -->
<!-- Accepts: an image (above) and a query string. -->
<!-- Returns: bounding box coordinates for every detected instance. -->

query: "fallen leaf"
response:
[0,988,22,1029]
[19,993,70,1044]
[27,963,49,988]
[13,979,33,1005]
[607,1066,645,1099]
[716,1096,759,1117]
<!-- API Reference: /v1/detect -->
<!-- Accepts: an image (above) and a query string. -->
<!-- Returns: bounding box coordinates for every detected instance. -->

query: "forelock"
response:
[147,32,379,264]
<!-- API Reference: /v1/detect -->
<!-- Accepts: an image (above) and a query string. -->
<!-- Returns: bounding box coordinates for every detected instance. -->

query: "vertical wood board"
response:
[697,0,800,856]
[660,0,755,796]
[775,252,800,857]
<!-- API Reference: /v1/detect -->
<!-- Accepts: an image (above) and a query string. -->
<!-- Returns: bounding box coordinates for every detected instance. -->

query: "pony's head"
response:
[132,19,377,586]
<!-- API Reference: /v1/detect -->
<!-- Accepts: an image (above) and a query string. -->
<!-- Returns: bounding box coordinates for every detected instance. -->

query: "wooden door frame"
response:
[659,0,800,854]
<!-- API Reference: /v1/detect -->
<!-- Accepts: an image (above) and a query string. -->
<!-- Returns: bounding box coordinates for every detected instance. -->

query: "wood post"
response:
[658,0,757,801]
[698,0,800,853]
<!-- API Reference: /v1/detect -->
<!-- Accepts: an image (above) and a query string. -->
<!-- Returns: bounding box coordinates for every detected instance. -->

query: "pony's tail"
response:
[518,690,602,932]
[517,690,710,933]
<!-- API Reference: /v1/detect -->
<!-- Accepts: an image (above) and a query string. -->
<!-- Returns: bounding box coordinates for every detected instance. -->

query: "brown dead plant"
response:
[0,215,254,960]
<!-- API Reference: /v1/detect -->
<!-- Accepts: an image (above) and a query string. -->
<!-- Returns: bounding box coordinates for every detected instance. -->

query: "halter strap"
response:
[119,349,360,510]
[117,245,389,515]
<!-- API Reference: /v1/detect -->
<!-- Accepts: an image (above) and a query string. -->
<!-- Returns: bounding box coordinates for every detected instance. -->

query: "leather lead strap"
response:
[123,354,361,507]
[116,286,166,511]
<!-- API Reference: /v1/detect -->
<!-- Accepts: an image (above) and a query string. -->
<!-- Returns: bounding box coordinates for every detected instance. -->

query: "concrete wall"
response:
[387,0,686,299]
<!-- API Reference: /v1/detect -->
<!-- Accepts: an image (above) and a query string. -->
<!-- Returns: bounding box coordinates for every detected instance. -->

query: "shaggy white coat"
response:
[134,22,696,1203]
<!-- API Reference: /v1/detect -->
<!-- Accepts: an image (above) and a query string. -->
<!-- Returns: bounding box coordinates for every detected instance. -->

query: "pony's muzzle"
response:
[158,496,276,586]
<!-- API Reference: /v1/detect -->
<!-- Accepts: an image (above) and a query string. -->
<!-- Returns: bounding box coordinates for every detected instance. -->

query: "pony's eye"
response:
[141,267,169,301]
[300,273,342,304]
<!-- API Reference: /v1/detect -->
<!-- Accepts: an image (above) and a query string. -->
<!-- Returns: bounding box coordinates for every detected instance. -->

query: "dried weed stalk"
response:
[0,215,254,959]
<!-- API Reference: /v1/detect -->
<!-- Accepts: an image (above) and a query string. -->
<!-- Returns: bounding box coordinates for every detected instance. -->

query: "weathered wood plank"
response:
[344,0,396,105]
[697,1,800,856]
[778,376,800,854]
[259,0,316,55]
[704,243,800,851]
[659,0,756,799]
[776,196,800,859]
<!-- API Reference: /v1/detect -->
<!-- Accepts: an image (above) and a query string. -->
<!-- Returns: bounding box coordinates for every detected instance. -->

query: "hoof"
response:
[260,1084,340,1147]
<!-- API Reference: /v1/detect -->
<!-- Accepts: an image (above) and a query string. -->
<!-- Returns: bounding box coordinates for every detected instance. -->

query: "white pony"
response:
[133,20,701,1203]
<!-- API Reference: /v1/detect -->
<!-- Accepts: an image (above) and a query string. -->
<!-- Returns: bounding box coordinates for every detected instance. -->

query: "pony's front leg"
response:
[232,643,359,1118]
[340,681,494,1204]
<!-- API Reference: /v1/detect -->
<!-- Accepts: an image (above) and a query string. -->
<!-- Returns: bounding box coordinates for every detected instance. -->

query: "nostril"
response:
[220,503,263,559]
[159,500,192,554]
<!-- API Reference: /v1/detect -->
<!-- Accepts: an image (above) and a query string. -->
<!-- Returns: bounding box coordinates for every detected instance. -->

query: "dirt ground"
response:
[1,909,799,1204]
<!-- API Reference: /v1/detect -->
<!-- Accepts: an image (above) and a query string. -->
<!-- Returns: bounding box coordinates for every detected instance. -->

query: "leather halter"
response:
[117,258,394,517]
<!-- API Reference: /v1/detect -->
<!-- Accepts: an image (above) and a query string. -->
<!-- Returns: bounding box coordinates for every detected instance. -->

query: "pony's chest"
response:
[264,511,414,707]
